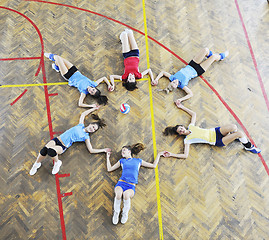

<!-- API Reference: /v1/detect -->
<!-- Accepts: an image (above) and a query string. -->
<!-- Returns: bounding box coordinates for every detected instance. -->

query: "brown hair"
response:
[122,143,145,155]
[91,114,106,128]
[163,125,185,136]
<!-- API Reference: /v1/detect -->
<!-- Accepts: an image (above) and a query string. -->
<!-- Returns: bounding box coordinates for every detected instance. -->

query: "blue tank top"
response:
[68,71,98,95]
[59,123,90,148]
[119,158,142,184]
[169,65,198,89]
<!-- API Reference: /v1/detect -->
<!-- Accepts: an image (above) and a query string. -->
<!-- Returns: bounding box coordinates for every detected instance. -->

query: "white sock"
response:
[114,197,121,213]
[122,198,131,214]
[239,136,248,144]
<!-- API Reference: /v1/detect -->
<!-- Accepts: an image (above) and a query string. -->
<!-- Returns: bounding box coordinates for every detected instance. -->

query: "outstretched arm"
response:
[79,106,100,124]
[95,76,115,91]
[175,86,193,103]
[141,151,166,168]
[175,102,196,125]
[78,93,99,108]
[106,152,121,172]
[110,75,122,86]
[85,138,111,154]
[162,144,190,159]
[141,68,154,82]
[151,71,171,86]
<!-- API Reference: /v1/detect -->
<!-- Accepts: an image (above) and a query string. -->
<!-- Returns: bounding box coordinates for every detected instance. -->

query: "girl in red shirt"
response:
[110,29,154,91]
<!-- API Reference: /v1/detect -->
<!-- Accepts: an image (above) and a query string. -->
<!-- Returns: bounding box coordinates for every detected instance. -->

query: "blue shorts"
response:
[52,137,67,152]
[215,127,225,147]
[115,181,136,194]
[123,49,139,59]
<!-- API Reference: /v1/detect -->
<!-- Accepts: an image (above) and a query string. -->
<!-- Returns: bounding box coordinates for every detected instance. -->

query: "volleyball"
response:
[120,103,130,114]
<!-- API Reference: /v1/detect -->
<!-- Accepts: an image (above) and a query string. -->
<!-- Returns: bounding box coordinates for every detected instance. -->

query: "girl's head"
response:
[122,73,138,91]
[88,86,108,105]
[85,114,106,133]
[163,124,187,136]
[121,143,145,158]
[163,79,179,94]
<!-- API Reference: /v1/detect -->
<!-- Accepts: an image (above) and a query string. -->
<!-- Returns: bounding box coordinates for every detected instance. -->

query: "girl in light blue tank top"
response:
[106,143,164,225]
[30,106,111,176]
[44,53,115,107]
[151,47,229,104]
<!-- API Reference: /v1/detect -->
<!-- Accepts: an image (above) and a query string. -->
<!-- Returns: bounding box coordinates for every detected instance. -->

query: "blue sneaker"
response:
[44,53,56,61]
[219,51,229,61]
[206,50,213,59]
[52,63,60,72]
[245,145,261,154]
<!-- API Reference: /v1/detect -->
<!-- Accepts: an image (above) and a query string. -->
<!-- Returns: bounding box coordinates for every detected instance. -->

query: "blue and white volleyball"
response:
[120,103,130,114]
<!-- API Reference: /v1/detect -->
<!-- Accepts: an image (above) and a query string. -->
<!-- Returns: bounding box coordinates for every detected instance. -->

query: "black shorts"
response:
[189,60,205,76]
[63,66,78,79]
[52,137,67,151]
[123,49,140,59]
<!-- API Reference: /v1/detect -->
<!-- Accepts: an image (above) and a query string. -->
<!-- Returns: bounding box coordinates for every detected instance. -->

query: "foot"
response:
[219,50,229,61]
[119,31,126,41]
[206,50,213,59]
[112,211,120,225]
[29,162,41,176]
[52,160,62,174]
[121,212,128,224]
[125,28,133,34]
[44,53,56,61]
[52,63,60,72]
[245,145,261,154]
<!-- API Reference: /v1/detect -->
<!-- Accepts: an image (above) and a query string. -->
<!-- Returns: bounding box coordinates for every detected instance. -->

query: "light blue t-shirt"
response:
[169,65,198,89]
[119,158,142,184]
[59,123,90,148]
[68,71,98,95]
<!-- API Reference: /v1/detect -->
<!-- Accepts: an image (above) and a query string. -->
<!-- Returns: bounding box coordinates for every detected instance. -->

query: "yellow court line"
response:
[0,79,149,88]
[0,82,69,88]
[142,0,164,239]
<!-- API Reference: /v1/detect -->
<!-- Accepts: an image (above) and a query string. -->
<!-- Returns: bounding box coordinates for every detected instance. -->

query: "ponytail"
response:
[123,143,145,155]
[92,88,108,105]
[163,125,180,136]
[91,114,106,128]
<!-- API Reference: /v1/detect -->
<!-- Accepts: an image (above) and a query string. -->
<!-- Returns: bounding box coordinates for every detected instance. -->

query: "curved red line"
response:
[24,0,268,175]
[1,6,68,239]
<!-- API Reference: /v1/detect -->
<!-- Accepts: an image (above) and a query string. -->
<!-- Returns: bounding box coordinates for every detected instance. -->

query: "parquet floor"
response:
[0,0,268,239]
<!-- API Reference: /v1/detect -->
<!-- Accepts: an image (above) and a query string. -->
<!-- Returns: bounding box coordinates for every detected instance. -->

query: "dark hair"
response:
[163,125,185,136]
[122,143,145,155]
[122,81,138,91]
[91,88,108,105]
[91,114,106,128]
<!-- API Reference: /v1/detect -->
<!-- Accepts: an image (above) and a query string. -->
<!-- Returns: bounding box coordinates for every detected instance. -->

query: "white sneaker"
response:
[52,160,62,175]
[29,162,41,176]
[112,211,120,225]
[119,31,127,41]
[121,212,128,224]
[125,29,133,34]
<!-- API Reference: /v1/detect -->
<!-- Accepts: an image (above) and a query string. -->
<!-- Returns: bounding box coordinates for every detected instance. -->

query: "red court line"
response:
[0,57,40,61]
[1,6,68,240]
[25,0,268,176]
[61,192,73,198]
[48,93,58,96]
[234,0,269,112]
[58,173,71,178]
[10,89,28,106]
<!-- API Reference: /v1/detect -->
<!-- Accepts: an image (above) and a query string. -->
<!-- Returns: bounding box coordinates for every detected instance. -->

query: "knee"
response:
[123,192,131,200]
[203,47,209,55]
[47,148,57,157]
[40,146,48,156]
[230,124,238,132]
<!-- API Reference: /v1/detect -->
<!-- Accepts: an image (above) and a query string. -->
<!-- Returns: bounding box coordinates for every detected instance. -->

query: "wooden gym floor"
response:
[0,0,268,239]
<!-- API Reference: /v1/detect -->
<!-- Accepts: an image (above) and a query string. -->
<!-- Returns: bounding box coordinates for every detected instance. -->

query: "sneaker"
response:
[52,63,60,72]
[112,211,120,225]
[29,162,41,176]
[219,50,229,61]
[121,212,128,224]
[52,160,62,174]
[125,28,133,34]
[44,53,55,61]
[245,145,261,154]
[119,31,126,41]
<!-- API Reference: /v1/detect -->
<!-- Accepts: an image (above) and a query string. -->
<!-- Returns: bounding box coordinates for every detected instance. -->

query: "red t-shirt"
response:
[122,57,142,81]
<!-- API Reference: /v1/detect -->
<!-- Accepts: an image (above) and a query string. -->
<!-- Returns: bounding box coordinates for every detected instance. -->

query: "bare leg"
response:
[112,186,123,225]
[121,189,134,224]
[120,32,131,53]
[36,153,46,163]
[219,124,244,145]
[54,55,74,76]
[126,30,138,50]
[192,48,210,64]
[200,54,221,72]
